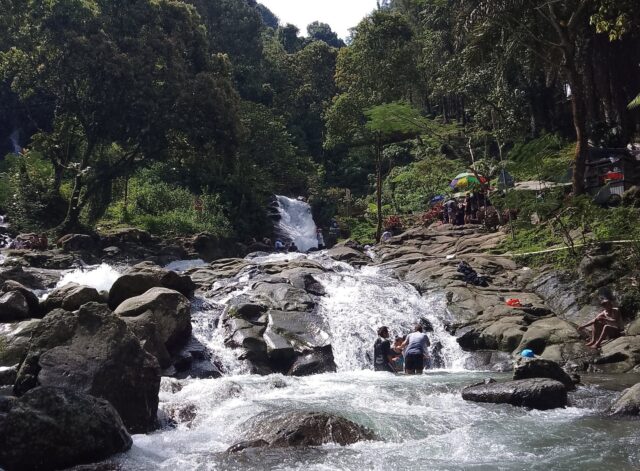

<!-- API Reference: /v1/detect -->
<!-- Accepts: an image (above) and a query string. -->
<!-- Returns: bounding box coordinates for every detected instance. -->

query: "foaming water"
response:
[111,252,640,470]
[118,371,640,471]
[275,195,318,252]
[164,259,207,273]
[317,265,467,371]
[55,263,122,292]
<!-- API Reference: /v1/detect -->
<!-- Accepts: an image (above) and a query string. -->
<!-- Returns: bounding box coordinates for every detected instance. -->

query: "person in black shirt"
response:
[373,326,396,372]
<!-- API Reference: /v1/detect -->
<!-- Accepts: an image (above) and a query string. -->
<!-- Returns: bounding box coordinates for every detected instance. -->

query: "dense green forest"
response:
[1,0,639,246]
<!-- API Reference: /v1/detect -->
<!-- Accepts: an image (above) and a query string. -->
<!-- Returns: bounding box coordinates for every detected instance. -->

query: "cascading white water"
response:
[316,263,467,371]
[113,251,640,470]
[54,263,122,293]
[274,195,318,252]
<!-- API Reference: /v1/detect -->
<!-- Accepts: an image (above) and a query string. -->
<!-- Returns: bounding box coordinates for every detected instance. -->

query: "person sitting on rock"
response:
[381,230,392,243]
[401,324,431,375]
[288,242,299,253]
[373,326,396,373]
[274,239,285,251]
[578,297,624,348]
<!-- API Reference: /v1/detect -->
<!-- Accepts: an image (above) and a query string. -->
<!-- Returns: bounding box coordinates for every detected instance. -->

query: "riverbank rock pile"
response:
[0,387,132,471]
[462,357,573,410]
[188,256,337,376]
[0,261,204,468]
[227,412,375,452]
[375,224,638,373]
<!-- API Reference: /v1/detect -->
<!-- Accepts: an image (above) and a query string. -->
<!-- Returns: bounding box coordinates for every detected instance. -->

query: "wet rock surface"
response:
[42,282,103,313]
[115,287,192,368]
[229,412,375,451]
[0,387,131,471]
[108,262,195,309]
[462,378,568,410]
[14,303,160,433]
[375,224,636,373]
[608,382,640,416]
[513,358,576,390]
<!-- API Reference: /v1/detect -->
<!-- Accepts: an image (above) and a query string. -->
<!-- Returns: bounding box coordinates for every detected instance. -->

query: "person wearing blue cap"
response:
[520,349,535,358]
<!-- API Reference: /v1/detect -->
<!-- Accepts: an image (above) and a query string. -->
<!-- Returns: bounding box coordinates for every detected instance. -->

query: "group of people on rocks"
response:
[374,324,431,374]
[6,233,48,250]
[442,192,489,226]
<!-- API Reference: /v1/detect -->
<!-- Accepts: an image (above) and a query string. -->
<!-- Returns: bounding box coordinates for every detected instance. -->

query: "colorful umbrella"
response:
[449,172,487,190]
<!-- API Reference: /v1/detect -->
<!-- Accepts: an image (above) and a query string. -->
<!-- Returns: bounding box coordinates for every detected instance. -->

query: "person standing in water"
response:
[401,324,430,374]
[373,326,396,373]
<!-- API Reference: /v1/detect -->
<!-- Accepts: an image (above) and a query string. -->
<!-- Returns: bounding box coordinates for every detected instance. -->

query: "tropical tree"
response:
[1,0,240,230]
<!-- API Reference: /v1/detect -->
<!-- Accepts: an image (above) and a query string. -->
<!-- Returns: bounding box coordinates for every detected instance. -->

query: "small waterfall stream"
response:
[41,205,640,470]
[274,195,318,252]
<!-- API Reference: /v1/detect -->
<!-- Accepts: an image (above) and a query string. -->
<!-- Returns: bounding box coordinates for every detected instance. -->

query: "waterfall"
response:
[112,252,638,470]
[316,263,467,371]
[274,195,318,252]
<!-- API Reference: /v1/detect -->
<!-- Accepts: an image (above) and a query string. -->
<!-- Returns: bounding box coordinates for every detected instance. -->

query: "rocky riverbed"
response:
[1,222,640,470]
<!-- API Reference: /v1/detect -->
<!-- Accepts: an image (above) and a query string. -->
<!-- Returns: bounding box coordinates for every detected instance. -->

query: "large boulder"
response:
[0,291,30,322]
[516,317,581,355]
[513,358,576,390]
[287,346,336,376]
[0,387,131,471]
[228,412,375,452]
[114,287,192,368]
[0,319,41,367]
[594,335,640,373]
[41,283,103,313]
[57,233,98,252]
[108,262,195,309]
[462,378,568,410]
[251,282,315,312]
[326,246,369,266]
[14,303,161,433]
[0,265,61,291]
[1,281,40,316]
[608,383,640,416]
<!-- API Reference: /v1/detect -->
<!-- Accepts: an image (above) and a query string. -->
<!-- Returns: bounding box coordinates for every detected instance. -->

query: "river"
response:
[47,198,640,470]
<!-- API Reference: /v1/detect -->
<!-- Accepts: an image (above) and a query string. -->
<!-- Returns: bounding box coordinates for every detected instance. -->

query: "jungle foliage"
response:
[1,0,639,242]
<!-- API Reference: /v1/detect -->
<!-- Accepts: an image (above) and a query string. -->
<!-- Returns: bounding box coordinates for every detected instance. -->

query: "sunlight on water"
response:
[164,259,207,273]
[55,263,122,293]
[275,195,318,252]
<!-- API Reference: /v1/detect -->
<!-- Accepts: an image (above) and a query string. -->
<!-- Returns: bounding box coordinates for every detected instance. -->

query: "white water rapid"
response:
[274,195,318,252]
[109,201,640,470]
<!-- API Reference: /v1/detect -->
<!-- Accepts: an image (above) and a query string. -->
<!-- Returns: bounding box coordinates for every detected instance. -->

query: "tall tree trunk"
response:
[375,134,383,242]
[60,172,83,232]
[564,58,589,196]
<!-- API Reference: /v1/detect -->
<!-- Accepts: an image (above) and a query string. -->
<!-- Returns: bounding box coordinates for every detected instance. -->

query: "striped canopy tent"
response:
[449,172,488,190]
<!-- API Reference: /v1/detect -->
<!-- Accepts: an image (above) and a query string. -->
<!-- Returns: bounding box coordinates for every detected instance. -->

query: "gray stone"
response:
[236,412,375,449]
[108,263,195,309]
[252,282,315,312]
[41,283,102,313]
[0,365,17,386]
[326,246,369,266]
[608,383,640,416]
[15,303,161,433]
[0,320,42,367]
[513,358,576,390]
[57,234,97,252]
[288,347,336,376]
[1,281,40,317]
[0,387,131,471]
[115,287,191,368]
[462,378,568,410]
[0,291,29,322]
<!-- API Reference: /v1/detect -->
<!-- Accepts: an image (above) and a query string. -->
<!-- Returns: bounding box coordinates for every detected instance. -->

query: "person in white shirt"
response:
[401,324,430,374]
